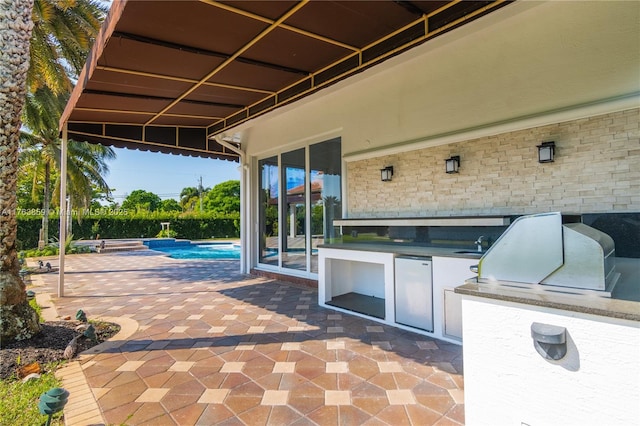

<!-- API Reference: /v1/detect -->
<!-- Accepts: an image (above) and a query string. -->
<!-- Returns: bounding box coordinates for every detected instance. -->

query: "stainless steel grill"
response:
[476,212,619,296]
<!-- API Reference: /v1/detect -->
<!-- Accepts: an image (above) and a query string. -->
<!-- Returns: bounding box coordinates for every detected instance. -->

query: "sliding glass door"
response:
[257,138,341,275]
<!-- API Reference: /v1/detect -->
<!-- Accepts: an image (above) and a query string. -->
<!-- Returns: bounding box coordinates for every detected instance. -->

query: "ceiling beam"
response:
[199,0,359,52]
[83,89,245,109]
[145,0,311,127]
[96,65,274,95]
[112,31,308,76]
[74,107,224,121]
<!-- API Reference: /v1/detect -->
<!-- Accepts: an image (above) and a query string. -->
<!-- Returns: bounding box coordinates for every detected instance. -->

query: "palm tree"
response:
[20,86,63,245]
[20,0,108,243]
[20,99,116,243]
[180,186,205,212]
[2,0,106,342]
[0,0,41,342]
[28,0,106,95]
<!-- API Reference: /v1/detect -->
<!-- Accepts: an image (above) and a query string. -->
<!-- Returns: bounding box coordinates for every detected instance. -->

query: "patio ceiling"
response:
[60,0,511,161]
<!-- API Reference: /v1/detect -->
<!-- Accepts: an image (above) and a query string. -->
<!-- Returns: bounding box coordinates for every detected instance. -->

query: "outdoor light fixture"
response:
[537,141,555,163]
[445,156,460,174]
[38,387,69,426]
[381,166,394,182]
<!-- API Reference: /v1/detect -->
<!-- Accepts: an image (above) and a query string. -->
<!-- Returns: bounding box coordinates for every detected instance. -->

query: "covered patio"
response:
[57,0,511,291]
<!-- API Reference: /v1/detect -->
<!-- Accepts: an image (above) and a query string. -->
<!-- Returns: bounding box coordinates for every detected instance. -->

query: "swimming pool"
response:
[146,240,240,260]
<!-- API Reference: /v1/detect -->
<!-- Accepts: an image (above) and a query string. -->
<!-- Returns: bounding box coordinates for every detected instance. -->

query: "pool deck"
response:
[30,250,464,425]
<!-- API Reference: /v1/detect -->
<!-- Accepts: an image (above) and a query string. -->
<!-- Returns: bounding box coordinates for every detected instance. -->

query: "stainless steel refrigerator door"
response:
[394,256,433,332]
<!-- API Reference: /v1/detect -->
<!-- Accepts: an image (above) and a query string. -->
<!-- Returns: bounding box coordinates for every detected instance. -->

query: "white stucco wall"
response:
[461,296,640,425]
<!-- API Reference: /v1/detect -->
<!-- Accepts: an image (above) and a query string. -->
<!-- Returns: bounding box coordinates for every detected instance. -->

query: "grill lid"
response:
[477,212,618,295]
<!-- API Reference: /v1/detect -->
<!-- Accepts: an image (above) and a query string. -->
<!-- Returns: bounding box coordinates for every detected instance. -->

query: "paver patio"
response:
[32,250,464,425]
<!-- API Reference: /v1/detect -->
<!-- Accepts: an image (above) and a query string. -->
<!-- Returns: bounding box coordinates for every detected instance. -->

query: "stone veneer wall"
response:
[347,108,640,217]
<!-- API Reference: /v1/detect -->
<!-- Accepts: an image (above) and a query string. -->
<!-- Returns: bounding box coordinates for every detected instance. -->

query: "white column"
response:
[213,136,248,274]
[57,124,68,297]
[289,205,296,237]
[239,160,247,274]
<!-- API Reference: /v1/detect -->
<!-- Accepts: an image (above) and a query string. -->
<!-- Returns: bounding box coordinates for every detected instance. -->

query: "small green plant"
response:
[156,229,178,238]
[22,234,92,258]
[90,221,100,238]
[29,298,43,322]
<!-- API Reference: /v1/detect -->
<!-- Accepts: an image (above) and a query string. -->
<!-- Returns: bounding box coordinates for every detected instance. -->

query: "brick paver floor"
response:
[32,250,464,425]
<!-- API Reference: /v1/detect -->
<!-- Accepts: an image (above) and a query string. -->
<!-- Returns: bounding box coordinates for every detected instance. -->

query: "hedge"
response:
[17,214,240,250]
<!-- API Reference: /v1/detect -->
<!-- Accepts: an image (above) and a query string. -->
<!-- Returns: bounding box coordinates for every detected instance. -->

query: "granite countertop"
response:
[318,243,483,259]
[456,279,640,322]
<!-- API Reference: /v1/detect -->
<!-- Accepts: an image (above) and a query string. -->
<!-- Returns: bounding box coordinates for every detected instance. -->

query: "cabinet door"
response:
[432,256,478,342]
[444,289,463,339]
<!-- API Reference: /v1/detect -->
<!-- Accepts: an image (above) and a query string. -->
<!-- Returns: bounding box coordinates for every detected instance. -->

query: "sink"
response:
[455,250,484,255]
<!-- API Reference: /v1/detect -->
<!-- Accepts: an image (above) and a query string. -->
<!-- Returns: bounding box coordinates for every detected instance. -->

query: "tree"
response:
[160,198,182,213]
[121,190,162,213]
[90,185,114,209]
[180,186,200,212]
[1,0,41,342]
[17,0,108,243]
[204,180,240,216]
[180,185,210,213]
[2,0,107,343]
[20,104,116,243]
[28,0,106,95]
[16,165,42,209]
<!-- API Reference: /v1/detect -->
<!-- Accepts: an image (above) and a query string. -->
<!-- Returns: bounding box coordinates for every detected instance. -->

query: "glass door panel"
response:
[309,139,342,273]
[258,156,279,266]
[281,148,307,271]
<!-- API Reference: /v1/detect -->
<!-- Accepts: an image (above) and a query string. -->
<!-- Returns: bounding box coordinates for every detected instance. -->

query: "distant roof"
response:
[61,0,510,160]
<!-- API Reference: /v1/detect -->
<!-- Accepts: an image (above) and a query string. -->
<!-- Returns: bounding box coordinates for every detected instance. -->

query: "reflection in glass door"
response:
[310,139,342,273]
[258,156,278,266]
[282,148,307,271]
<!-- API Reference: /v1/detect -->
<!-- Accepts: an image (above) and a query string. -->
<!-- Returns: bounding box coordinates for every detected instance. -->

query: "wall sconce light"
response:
[380,166,394,182]
[445,156,460,174]
[531,322,567,360]
[537,141,555,163]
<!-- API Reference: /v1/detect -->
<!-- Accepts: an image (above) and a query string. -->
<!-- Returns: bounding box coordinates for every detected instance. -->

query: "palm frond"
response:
[27,0,106,94]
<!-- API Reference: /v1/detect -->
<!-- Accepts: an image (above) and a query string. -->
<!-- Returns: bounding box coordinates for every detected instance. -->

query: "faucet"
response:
[475,235,487,252]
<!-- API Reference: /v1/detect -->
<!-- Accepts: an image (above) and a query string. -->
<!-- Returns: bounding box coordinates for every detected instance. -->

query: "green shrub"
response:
[21,235,92,258]
[17,213,240,249]
[156,229,178,238]
[28,298,43,322]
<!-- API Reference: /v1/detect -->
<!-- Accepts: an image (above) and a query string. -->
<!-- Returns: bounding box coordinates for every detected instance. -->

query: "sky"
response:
[104,147,240,203]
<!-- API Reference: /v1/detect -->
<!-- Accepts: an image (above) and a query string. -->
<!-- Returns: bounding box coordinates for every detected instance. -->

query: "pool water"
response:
[151,242,241,260]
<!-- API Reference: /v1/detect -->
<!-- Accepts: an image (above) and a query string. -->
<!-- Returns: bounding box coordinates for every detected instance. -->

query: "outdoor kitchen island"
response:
[317,216,511,344]
[453,212,640,425]
[456,274,640,425]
